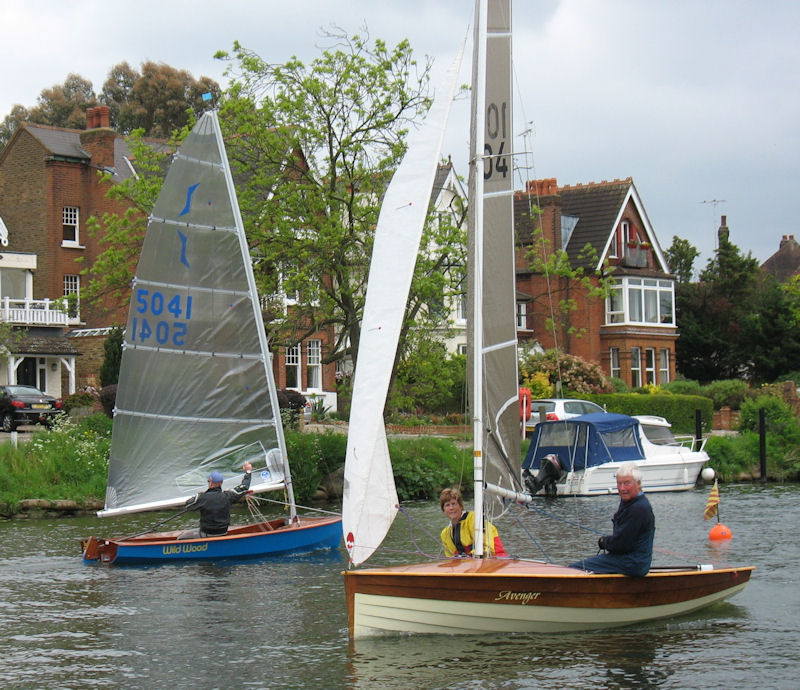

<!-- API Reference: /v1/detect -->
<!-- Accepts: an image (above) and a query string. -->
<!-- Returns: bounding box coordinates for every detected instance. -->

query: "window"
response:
[62,206,79,246]
[644,347,656,385]
[285,344,300,389]
[621,220,631,247]
[63,274,80,319]
[516,302,527,330]
[607,285,624,323]
[605,278,675,326]
[659,348,670,383]
[631,347,642,388]
[306,339,322,390]
[456,294,467,323]
[610,347,621,378]
[457,344,467,356]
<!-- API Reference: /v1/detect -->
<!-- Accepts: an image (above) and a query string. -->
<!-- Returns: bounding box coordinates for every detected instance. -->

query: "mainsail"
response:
[342,48,464,566]
[102,111,290,517]
[469,0,522,544]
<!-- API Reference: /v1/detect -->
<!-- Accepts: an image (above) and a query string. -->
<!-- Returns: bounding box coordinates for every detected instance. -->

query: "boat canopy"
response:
[522,413,645,472]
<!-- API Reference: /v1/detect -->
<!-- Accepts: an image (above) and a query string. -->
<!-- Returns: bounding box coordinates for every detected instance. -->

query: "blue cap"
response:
[207,471,224,484]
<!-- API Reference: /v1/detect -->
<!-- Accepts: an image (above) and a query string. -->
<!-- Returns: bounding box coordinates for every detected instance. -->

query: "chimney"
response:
[718,215,729,244]
[96,105,110,128]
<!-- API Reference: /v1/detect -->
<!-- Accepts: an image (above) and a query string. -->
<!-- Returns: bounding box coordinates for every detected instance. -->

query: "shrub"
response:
[701,379,749,410]
[62,390,98,412]
[519,350,612,395]
[738,395,800,443]
[387,436,469,501]
[99,384,117,417]
[660,379,702,396]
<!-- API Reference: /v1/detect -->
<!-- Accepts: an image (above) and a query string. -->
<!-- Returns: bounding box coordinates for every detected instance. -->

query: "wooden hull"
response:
[343,558,752,638]
[83,515,342,565]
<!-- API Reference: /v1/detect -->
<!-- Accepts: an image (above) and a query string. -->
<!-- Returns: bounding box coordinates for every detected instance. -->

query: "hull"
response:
[556,456,707,496]
[343,558,752,638]
[83,515,341,565]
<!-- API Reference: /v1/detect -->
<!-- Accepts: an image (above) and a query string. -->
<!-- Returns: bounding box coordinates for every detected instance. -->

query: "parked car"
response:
[0,385,63,432]
[525,398,605,434]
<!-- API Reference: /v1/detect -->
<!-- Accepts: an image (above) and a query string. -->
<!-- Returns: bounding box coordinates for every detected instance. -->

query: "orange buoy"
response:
[709,523,732,541]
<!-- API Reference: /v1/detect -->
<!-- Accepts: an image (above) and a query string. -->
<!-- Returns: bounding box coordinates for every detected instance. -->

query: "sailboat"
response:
[342,0,751,638]
[82,111,341,565]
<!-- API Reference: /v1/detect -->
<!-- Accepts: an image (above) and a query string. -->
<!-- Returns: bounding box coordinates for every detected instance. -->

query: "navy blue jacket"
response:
[602,492,655,573]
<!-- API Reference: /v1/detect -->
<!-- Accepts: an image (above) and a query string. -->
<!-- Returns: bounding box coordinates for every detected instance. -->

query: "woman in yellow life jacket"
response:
[439,487,507,557]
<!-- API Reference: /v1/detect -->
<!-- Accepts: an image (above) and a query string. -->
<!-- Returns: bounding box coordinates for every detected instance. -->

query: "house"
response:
[0,106,132,395]
[761,233,800,282]
[0,107,338,406]
[514,177,678,387]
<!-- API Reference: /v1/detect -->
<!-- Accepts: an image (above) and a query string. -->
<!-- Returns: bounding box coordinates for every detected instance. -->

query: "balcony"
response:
[622,246,648,268]
[0,297,70,326]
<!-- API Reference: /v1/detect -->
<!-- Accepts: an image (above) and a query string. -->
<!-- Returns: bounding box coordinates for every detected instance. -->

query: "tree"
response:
[81,127,180,307]
[99,326,124,387]
[215,30,462,372]
[675,231,800,383]
[0,63,220,148]
[523,224,615,349]
[664,235,699,283]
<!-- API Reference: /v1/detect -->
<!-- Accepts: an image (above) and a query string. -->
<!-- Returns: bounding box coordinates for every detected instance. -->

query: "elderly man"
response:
[570,462,655,576]
[178,461,252,539]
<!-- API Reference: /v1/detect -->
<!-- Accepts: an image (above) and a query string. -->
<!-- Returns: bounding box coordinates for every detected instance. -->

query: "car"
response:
[0,385,64,432]
[524,398,605,434]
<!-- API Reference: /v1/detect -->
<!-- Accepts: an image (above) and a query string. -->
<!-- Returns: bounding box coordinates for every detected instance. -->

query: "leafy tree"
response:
[664,235,699,283]
[388,340,466,415]
[675,232,762,381]
[99,326,124,387]
[0,63,220,148]
[214,31,460,372]
[523,225,615,348]
[80,127,180,306]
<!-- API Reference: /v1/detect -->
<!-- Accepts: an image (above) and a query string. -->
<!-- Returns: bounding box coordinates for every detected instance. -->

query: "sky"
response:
[2,0,798,270]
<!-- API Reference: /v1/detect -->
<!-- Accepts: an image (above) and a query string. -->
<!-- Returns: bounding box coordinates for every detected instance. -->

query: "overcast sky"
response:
[2,0,797,269]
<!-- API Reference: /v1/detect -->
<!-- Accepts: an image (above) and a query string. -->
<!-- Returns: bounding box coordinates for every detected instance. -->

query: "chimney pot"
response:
[720,215,727,226]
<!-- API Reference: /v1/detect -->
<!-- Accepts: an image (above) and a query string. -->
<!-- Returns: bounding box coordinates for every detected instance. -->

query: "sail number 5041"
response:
[484,100,509,180]
[130,289,193,346]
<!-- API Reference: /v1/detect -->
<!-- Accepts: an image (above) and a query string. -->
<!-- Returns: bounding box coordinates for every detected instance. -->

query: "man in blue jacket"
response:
[570,462,655,576]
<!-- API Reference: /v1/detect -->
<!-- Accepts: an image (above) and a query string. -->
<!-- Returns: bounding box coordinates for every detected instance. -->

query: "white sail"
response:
[101,111,292,517]
[342,47,464,566]
[469,0,521,548]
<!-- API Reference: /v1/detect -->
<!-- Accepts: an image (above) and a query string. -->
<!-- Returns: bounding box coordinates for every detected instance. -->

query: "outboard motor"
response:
[522,454,565,497]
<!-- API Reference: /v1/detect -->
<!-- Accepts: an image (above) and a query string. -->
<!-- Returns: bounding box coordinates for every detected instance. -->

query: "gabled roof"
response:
[560,179,632,269]
[761,235,800,282]
[9,123,145,184]
[13,332,80,356]
[559,178,669,274]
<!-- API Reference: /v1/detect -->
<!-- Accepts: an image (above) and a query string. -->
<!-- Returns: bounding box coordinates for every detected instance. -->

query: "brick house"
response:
[761,232,800,282]
[0,107,338,405]
[515,177,678,386]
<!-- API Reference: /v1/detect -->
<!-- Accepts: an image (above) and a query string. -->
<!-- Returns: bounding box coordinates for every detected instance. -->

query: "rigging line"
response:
[506,500,551,562]
[395,504,447,559]
[523,500,605,536]
[248,494,342,517]
[119,507,190,540]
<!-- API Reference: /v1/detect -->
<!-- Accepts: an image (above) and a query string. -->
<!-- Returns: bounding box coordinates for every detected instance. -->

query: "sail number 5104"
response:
[484,100,509,181]
[130,289,193,346]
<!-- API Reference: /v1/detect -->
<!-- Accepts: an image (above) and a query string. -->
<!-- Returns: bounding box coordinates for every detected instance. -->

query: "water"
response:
[1,485,797,689]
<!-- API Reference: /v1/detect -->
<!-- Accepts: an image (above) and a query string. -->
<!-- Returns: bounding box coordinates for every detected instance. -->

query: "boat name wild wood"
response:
[162,543,210,555]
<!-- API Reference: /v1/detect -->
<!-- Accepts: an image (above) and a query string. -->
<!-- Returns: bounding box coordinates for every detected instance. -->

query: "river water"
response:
[0,484,797,689]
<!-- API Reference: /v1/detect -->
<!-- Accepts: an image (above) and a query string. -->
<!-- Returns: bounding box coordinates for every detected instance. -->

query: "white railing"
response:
[0,297,70,326]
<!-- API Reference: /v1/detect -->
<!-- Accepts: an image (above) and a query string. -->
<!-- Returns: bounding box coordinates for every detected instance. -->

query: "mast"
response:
[470,0,489,557]
[211,111,297,521]
[470,0,517,556]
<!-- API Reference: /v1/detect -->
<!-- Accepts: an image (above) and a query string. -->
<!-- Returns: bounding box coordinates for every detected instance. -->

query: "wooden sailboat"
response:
[342,0,751,638]
[82,111,341,565]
